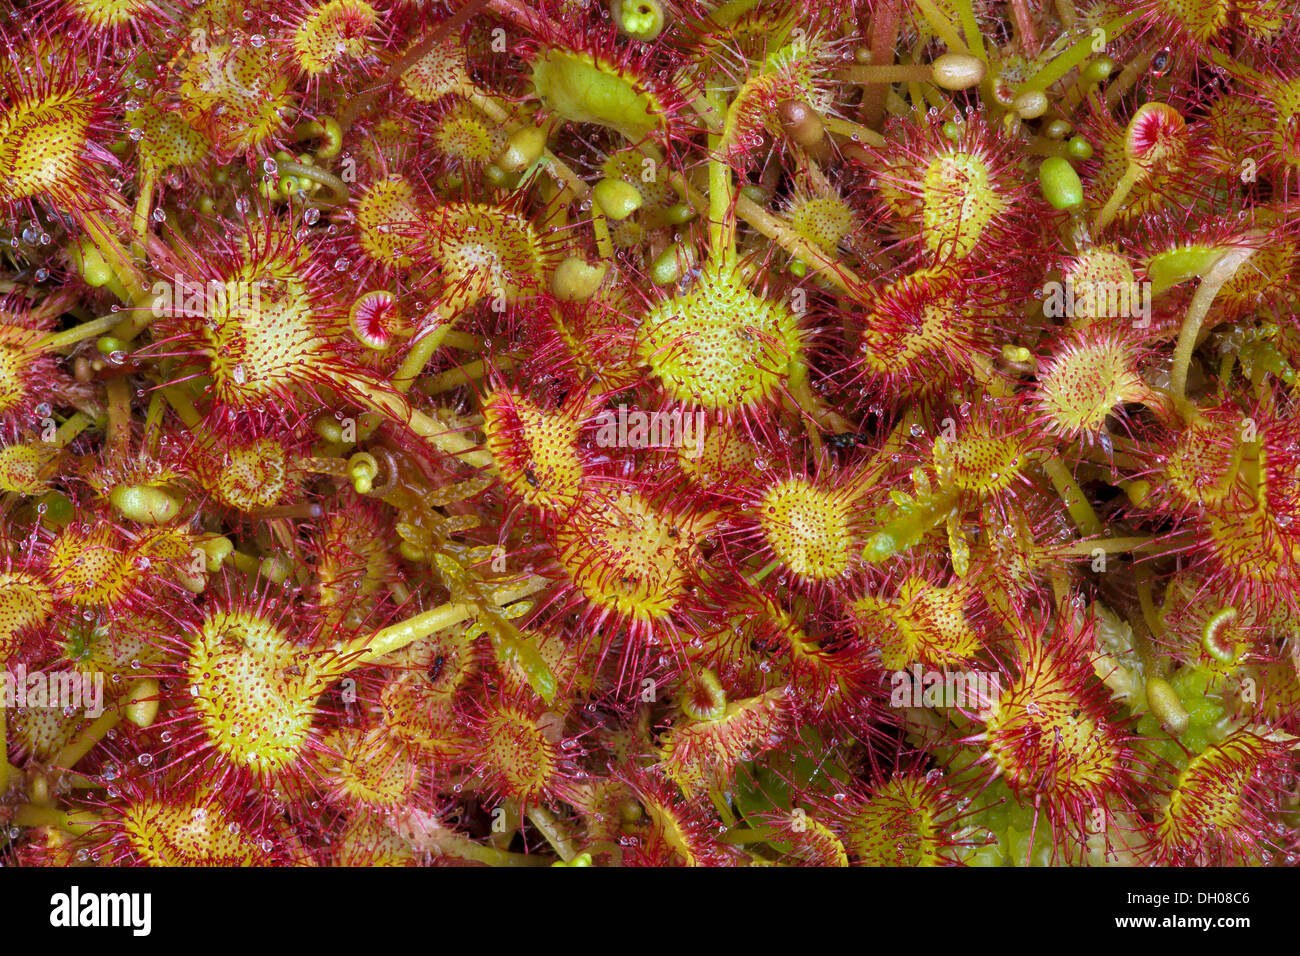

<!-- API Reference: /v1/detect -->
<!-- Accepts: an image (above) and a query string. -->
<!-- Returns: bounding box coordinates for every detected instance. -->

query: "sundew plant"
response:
[0,0,1297,868]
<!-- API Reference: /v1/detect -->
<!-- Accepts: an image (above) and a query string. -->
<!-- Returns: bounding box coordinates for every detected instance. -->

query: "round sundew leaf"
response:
[477,704,558,802]
[0,570,53,661]
[933,421,1026,496]
[128,103,207,172]
[984,639,1123,801]
[321,727,417,809]
[661,690,787,795]
[427,203,545,304]
[399,35,472,101]
[356,176,423,267]
[920,147,1009,260]
[0,443,52,495]
[638,260,803,411]
[850,576,980,670]
[122,792,276,866]
[48,522,134,609]
[555,490,711,622]
[431,102,503,166]
[1151,0,1231,43]
[844,775,951,866]
[292,0,377,75]
[199,259,331,407]
[786,192,856,253]
[0,89,97,204]
[186,610,324,779]
[482,388,586,511]
[179,44,292,153]
[758,477,855,580]
[1157,731,1276,860]
[530,48,664,137]
[205,437,289,511]
[66,0,152,27]
[335,815,416,867]
[0,326,40,414]
[1034,332,1146,436]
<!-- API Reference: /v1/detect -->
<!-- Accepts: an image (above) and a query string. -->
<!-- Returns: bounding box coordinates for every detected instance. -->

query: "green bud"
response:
[650,244,694,285]
[1012,90,1049,119]
[1066,135,1094,161]
[593,178,644,220]
[1145,677,1189,735]
[552,257,609,301]
[1038,157,1083,210]
[931,53,986,91]
[76,241,114,288]
[1045,119,1072,140]
[612,0,664,40]
[110,484,182,525]
[663,202,696,224]
[498,124,549,173]
[36,491,74,525]
[259,555,293,584]
[197,534,234,572]
[125,679,161,728]
[1084,56,1115,85]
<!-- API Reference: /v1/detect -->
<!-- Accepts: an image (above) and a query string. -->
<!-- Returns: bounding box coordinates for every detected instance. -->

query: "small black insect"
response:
[827,432,861,449]
[1150,48,1171,76]
[523,467,540,488]
[428,654,446,682]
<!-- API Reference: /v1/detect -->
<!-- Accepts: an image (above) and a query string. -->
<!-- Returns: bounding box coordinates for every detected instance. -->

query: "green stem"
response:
[707,126,734,260]
[1050,536,1155,556]
[391,301,462,393]
[911,0,968,53]
[143,390,165,456]
[53,412,94,448]
[1039,454,1101,536]
[953,0,985,57]
[12,804,102,836]
[1021,11,1139,93]
[526,806,579,861]
[105,376,132,456]
[134,166,157,244]
[337,375,494,468]
[1170,241,1261,408]
[344,575,549,668]
[276,160,349,204]
[423,355,517,394]
[435,832,553,866]
[822,116,888,147]
[844,64,933,85]
[1093,166,1142,232]
[39,313,127,351]
[53,707,123,771]
[82,207,152,309]
[0,706,10,797]
[338,0,493,130]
